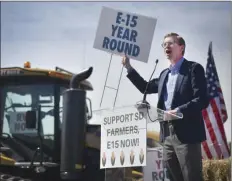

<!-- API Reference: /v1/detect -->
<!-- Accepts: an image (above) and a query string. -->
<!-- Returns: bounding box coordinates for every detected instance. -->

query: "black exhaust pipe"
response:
[60,67,93,180]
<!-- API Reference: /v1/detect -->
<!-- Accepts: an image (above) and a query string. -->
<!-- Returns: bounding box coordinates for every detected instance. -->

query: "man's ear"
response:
[181,45,185,53]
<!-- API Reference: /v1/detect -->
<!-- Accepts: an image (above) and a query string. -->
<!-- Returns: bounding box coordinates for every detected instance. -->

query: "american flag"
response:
[201,42,230,159]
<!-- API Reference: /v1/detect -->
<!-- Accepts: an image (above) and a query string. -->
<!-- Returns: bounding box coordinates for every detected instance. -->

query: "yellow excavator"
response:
[0,62,161,181]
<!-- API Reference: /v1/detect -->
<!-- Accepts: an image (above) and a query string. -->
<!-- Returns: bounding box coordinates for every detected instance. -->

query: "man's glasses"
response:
[161,42,176,48]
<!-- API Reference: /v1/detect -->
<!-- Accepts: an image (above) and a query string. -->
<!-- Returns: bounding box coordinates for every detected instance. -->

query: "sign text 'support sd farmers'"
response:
[100,106,147,168]
[103,112,144,149]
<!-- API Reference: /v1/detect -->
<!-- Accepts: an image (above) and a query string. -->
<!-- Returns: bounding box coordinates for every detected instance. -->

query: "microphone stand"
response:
[136,59,159,110]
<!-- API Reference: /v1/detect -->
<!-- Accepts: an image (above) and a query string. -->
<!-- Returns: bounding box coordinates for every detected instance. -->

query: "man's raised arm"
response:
[122,55,159,94]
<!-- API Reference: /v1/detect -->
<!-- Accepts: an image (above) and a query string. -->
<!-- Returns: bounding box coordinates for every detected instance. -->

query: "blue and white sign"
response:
[93,7,157,63]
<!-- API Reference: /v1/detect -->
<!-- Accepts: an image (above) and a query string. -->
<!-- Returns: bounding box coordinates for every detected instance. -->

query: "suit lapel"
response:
[158,69,169,101]
[171,59,187,104]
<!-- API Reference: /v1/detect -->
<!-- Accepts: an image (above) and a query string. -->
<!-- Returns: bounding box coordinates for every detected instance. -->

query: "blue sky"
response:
[1,1,231,141]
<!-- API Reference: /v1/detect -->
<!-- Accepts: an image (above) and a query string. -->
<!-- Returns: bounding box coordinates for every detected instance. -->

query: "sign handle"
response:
[99,54,113,108]
[113,64,124,108]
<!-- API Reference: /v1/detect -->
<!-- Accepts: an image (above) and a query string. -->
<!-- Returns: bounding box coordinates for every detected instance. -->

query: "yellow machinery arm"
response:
[0,153,15,165]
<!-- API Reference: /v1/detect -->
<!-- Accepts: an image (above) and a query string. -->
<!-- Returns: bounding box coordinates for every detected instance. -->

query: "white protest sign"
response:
[93,6,157,63]
[143,148,170,181]
[100,106,147,168]
[8,111,38,135]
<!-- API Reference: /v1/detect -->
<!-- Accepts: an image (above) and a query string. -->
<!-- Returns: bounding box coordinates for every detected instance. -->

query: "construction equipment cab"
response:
[0,62,105,181]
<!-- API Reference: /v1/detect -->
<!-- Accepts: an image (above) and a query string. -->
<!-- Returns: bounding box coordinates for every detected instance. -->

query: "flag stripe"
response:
[222,109,227,115]
[202,120,215,158]
[202,140,212,159]
[202,108,222,158]
[204,120,218,158]
[219,98,224,103]
[211,98,230,155]
[207,101,228,158]
[201,147,207,159]
[211,98,227,137]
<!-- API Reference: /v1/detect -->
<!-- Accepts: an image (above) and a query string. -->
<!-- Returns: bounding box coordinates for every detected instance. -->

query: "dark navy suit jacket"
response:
[127,59,209,144]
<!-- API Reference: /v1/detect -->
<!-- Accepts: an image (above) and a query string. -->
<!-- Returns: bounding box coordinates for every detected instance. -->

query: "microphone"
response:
[136,59,159,109]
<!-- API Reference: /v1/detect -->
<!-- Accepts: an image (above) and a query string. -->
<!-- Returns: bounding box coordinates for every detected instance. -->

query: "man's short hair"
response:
[164,32,186,55]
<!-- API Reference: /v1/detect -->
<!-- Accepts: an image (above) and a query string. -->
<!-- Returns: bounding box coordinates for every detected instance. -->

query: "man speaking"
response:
[122,32,209,181]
